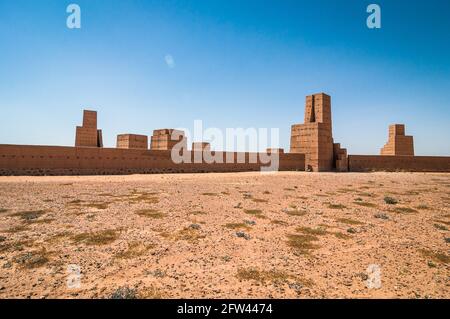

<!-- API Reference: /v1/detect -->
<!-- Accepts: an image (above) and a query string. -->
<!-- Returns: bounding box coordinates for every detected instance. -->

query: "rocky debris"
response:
[236,232,251,240]
[445,237,450,243]
[234,202,242,209]
[244,220,256,226]
[109,286,138,299]
[0,236,6,242]
[374,213,389,220]
[347,228,357,234]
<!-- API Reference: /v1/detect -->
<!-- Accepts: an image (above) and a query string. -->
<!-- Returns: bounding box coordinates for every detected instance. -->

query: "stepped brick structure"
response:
[381,124,414,156]
[192,142,211,151]
[290,93,348,172]
[150,129,187,151]
[75,110,103,147]
[116,134,148,150]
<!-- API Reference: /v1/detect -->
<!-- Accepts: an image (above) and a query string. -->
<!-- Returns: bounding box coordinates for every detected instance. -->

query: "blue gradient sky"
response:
[0,0,449,155]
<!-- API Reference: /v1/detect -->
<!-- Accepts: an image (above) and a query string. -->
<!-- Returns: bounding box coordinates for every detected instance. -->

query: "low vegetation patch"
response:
[333,232,351,240]
[392,207,417,214]
[202,192,218,196]
[72,229,119,246]
[13,249,50,269]
[285,209,307,217]
[327,203,346,210]
[286,234,320,255]
[189,210,206,215]
[296,226,328,236]
[244,209,266,219]
[336,218,364,225]
[236,268,311,286]
[434,223,448,231]
[271,220,289,226]
[354,201,377,208]
[136,209,166,219]
[420,249,449,265]
[224,223,251,231]
[11,210,46,221]
[173,227,206,242]
[252,198,268,203]
[383,196,398,205]
[114,241,155,259]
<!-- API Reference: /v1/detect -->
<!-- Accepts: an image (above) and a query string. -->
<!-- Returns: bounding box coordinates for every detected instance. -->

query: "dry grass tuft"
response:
[354,201,377,208]
[236,268,312,286]
[296,226,328,236]
[244,209,266,219]
[336,218,364,225]
[136,209,166,219]
[252,198,268,203]
[11,210,46,221]
[271,220,289,226]
[173,227,206,242]
[13,249,50,269]
[392,207,417,214]
[72,229,119,246]
[202,193,218,196]
[224,223,251,231]
[420,249,449,264]
[114,241,155,259]
[328,203,346,209]
[285,209,307,217]
[190,210,206,215]
[286,234,320,255]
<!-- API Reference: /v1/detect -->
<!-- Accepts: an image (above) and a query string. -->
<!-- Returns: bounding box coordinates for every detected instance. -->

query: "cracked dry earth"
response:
[0,172,449,299]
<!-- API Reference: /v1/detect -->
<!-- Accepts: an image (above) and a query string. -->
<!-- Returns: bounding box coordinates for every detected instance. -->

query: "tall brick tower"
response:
[75,110,103,147]
[381,124,414,156]
[290,93,347,172]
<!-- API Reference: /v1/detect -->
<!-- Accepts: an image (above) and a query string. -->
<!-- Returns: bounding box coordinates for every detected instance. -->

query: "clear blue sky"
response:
[0,0,449,155]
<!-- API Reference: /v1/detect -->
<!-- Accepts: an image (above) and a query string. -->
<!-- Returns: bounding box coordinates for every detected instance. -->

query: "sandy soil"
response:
[0,172,449,299]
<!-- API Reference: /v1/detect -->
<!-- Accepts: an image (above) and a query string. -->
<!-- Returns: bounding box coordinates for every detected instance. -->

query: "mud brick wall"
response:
[348,155,450,172]
[116,134,148,149]
[0,144,305,176]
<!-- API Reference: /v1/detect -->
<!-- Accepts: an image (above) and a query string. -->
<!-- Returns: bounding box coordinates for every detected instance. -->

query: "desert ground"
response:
[0,171,449,299]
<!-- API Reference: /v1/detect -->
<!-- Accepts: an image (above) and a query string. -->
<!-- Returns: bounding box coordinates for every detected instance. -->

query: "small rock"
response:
[347,228,357,234]
[189,224,201,230]
[374,213,389,220]
[244,220,256,226]
[234,203,242,209]
[3,261,12,269]
[445,237,450,243]
[236,232,251,240]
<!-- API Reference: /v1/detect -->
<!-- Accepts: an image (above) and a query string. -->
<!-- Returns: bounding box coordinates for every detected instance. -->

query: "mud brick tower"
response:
[381,124,414,156]
[75,110,103,147]
[150,129,187,151]
[290,93,347,172]
[116,134,148,149]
